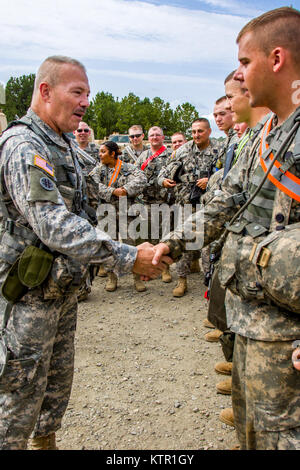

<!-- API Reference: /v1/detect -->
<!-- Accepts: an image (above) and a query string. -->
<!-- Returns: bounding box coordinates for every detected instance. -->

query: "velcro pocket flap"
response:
[18,245,53,288]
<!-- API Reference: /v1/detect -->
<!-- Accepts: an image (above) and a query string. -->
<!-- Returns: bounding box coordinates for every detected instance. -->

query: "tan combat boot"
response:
[173,277,187,297]
[216,377,232,395]
[133,273,147,292]
[97,265,107,277]
[190,259,200,273]
[161,265,172,283]
[219,408,235,427]
[204,328,223,342]
[28,433,58,450]
[105,272,118,292]
[215,361,232,375]
[203,318,215,329]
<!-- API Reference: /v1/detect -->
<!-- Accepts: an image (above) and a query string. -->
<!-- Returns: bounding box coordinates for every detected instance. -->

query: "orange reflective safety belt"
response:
[259,115,300,202]
[108,158,122,187]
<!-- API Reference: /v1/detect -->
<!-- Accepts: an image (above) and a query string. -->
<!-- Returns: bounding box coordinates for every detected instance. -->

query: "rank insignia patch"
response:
[34,155,55,177]
[40,177,55,191]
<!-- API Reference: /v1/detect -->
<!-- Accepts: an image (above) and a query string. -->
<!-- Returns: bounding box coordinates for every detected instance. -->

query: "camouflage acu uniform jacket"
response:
[157,140,219,204]
[215,128,239,169]
[88,160,147,210]
[77,142,100,161]
[121,144,148,164]
[135,146,171,204]
[202,124,266,206]
[0,109,137,293]
[163,107,300,341]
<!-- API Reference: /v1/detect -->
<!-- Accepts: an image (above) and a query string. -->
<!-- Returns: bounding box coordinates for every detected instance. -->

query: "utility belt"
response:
[0,219,88,304]
[218,220,300,313]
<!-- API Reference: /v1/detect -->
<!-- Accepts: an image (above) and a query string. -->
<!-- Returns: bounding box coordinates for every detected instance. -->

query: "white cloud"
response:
[89,67,221,86]
[0,0,248,65]
[0,0,255,136]
[196,0,261,17]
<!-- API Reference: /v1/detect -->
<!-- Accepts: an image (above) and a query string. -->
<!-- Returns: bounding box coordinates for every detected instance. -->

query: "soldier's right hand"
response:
[133,242,173,280]
[163,179,176,188]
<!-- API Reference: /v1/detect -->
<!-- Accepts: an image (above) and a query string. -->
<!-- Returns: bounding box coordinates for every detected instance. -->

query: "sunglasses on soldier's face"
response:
[77,128,89,133]
[129,133,142,139]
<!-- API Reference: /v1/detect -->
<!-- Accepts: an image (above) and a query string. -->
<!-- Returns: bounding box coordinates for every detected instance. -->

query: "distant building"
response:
[0,110,7,134]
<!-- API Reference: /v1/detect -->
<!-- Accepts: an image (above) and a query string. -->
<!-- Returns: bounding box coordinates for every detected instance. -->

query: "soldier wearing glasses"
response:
[74,121,100,162]
[121,125,148,164]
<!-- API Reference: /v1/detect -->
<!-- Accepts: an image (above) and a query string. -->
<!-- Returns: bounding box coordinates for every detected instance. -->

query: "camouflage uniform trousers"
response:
[0,290,77,450]
[232,334,300,450]
[175,206,208,278]
[175,250,200,277]
[134,202,175,247]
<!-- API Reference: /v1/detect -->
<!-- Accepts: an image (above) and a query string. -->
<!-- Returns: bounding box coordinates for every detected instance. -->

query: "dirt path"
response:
[56,267,236,450]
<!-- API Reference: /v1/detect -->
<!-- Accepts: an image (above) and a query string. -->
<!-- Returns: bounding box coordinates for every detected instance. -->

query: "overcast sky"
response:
[1,0,299,137]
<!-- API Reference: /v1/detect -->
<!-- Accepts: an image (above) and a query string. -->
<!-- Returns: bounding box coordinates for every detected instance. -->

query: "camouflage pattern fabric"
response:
[75,146,97,178]
[121,144,148,164]
[0,109,137,449]
[89,160,147,253]
[215,128,239,170]
[162,107,300,449]
[158,139,218,276]
[0,292,77,449]
[135,147,171,204]
[89,160,147,209]
[83,142,100,161]
[163,108,300,339]
[157,140,219,205]
[176,251,196,277]
[232,334,300,450]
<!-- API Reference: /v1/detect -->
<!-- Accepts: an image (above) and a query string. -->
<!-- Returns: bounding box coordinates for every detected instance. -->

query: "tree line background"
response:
[2,74,203,139]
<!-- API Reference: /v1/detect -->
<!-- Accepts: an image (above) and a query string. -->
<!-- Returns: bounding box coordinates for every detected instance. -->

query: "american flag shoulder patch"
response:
[33,155,55,177]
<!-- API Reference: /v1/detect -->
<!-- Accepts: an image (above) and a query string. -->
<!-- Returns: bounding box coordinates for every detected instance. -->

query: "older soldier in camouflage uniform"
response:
[153,7,300,450]
[158,118,219,297]
[74,121,100,161]
[89,140,147,292]
[135,126,172,282]
[0,56,171,450]
[121,125,148,164]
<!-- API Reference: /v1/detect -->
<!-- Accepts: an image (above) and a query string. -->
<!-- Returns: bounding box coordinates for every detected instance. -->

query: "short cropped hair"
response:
[224,71,236,85]
[237,7,300,68]
[215,96,227,105]
[34,56,87,93]
[128,124,143,134]
[148,126,164,136]
[171,131,186,139]
[192,118,211,128]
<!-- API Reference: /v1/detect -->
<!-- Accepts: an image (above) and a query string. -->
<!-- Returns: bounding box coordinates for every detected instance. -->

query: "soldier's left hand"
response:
[196,178,208,190]
[113,187,127,197]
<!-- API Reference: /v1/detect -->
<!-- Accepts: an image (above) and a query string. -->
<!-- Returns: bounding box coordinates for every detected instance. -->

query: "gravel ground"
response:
[56,266,237,451]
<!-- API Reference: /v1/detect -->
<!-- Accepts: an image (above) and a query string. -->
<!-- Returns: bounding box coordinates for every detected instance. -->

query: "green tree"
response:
[115,93,141,133]
[3,74,35,122]
[85,91,118,139]
[173,102,199,135]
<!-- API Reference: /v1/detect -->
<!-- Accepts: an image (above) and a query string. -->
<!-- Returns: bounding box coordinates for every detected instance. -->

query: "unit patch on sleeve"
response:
[40,177,55,191]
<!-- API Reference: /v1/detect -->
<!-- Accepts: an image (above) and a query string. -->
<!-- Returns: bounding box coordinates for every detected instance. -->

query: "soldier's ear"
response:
[270,47,286,73]
[39,82,51,103]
